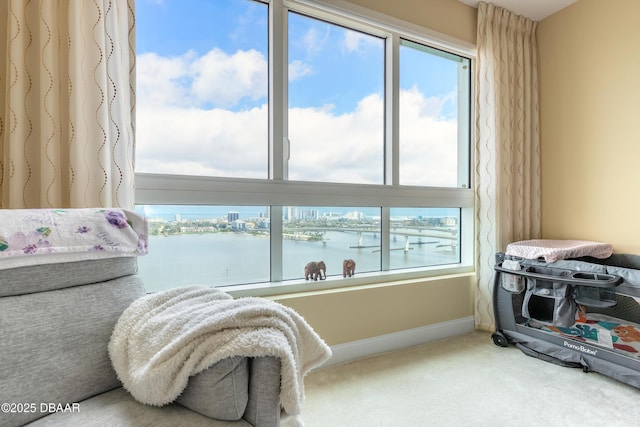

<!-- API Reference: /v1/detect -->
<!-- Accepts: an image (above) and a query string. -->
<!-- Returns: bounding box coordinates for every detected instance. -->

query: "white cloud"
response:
[190,48,267,107]
[289,60,313,80]
[343,30,379,53]
[136,48,267,109]
[287,93,385,184]
[136,51,193,107]
[402,85,449,119]
[300,26,330,58]
[136,49,459,186]
[399,88,458,186]
[136,104,269,179]
[387,85,461,187]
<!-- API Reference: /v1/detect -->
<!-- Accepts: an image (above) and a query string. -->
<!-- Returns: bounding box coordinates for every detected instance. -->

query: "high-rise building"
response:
[284,207,298,221]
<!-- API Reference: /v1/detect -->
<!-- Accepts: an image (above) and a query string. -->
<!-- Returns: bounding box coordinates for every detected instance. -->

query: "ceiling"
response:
[458,0,578,21]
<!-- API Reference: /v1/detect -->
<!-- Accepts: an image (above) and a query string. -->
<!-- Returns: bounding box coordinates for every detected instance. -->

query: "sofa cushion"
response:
[0,257,138,297]
[244,357,281,427]
[176,356,249,421]
[0,276,145,427]
[25,388,251,427]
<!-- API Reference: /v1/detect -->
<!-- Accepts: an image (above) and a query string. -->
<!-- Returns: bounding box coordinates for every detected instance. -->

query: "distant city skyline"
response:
[136,204,459,222]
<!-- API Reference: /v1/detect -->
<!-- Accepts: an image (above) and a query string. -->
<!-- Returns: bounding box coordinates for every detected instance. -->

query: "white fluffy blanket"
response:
[108,285,332,418]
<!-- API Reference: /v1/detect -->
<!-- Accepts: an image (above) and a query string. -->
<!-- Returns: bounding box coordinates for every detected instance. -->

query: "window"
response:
[287,13,385,184]
[136,205,270,289]
[135,0,269,178]
[282,206,381,280]
[388,208,460,270]
[135,0,474,294]
[399,40,470,187]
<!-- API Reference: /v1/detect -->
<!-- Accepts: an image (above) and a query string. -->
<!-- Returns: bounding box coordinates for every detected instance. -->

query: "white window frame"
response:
[134,0,476,296]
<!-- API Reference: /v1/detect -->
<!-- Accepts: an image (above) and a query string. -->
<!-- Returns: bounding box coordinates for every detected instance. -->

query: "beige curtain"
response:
[474,3,541,331]
[0,0,136,209]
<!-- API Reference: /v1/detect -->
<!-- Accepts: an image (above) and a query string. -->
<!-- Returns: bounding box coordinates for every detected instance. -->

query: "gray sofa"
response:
[0,253,281,426]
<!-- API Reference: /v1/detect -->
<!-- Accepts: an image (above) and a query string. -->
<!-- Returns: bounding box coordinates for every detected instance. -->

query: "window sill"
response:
[222,263,475,298]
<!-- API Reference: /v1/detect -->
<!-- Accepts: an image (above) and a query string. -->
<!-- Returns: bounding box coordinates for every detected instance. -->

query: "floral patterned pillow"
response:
[0,208,148,270]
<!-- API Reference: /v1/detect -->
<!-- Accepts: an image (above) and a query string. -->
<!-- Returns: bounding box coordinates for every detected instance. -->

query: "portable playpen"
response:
[492,240,640,388]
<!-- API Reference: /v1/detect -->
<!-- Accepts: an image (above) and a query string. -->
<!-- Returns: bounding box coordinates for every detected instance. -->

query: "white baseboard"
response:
[325,316,475,367]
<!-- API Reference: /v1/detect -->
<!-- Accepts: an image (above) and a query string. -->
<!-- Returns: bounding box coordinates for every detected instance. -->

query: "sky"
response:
[134,0,469,187]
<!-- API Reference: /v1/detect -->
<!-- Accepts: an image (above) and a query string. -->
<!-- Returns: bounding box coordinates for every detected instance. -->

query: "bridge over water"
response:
[282,226,457,252]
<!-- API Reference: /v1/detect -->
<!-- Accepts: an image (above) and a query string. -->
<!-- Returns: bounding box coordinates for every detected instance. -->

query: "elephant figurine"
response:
[343,259,356,278]
[304,261,326,281]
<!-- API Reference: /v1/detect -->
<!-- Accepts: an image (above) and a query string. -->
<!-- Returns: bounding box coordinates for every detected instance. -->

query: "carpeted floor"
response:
[300,331,640,426]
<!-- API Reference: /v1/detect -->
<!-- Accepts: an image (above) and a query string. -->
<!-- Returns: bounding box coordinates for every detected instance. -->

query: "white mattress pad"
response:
[505,239,613,262]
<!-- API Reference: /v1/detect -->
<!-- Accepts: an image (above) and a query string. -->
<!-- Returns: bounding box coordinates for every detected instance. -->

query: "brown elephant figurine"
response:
[304,261,326,281]
[343,259,356,277]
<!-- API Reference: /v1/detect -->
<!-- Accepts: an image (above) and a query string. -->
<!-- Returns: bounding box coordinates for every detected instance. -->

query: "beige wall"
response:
[274,275,474,346]
[538,0,640,253]
[271,0,478,346]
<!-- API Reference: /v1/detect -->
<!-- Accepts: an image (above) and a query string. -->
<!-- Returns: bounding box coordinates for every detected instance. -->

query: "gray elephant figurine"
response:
[343,259,356,277]
[304,261,326,281]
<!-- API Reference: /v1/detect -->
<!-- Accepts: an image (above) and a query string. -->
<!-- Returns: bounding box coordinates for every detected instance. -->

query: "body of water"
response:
[138,230,458,291]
